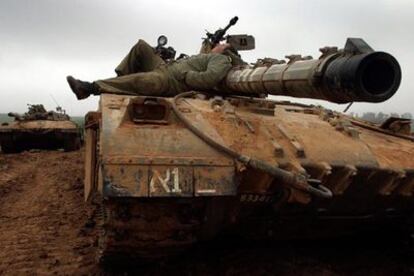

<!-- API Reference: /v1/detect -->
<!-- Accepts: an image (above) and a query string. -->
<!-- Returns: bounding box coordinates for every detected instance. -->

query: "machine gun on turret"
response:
[200,16,255,54]
[206,16,239,46]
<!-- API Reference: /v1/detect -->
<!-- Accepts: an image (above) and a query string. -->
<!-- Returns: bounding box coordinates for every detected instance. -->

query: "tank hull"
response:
[86,93,414,262]
[0,120,81,153]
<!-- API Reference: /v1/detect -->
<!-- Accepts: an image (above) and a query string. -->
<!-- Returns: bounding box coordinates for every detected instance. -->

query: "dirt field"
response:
[0,150,413,275]
[0,150,100,275]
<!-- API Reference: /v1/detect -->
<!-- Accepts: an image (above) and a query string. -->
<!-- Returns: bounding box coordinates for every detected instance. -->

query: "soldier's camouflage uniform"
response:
[95,40,232,96]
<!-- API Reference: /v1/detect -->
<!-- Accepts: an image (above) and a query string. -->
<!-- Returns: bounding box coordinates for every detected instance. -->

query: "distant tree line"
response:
[349,112,413,128]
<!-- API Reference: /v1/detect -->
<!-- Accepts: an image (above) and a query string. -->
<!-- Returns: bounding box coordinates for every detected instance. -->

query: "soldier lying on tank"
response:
[67,39,234,100]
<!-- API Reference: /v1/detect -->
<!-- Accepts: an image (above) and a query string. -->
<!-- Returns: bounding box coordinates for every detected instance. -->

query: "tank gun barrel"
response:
[225,38,401,103]
[7,112,22,121]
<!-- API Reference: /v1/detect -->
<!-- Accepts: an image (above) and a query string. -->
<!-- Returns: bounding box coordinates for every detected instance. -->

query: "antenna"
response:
[343,102,353,113]
[50,94,65,114]
[50,94,60,107]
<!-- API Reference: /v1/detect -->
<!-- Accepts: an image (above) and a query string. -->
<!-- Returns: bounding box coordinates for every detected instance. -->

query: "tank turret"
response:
[7,104,71,122]
[226,38,401,103]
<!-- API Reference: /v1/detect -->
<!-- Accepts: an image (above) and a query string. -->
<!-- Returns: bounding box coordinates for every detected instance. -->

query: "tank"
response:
[83,38,414,262]
[0,104,82,153]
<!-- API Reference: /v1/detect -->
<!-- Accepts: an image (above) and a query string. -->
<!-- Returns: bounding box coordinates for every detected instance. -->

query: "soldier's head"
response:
[211,43,231,54]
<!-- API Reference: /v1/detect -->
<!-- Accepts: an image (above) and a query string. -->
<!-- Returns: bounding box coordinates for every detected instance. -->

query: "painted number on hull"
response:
[150,167,182,193]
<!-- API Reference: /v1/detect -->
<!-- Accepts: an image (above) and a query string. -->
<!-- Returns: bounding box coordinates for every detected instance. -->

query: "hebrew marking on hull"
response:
[150,167,182,194]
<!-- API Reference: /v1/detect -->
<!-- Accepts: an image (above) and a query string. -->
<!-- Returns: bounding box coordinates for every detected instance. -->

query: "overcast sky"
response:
[0,0,412,116]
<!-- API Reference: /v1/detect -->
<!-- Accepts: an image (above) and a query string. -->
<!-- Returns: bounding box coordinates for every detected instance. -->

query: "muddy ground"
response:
[0,150,413,275]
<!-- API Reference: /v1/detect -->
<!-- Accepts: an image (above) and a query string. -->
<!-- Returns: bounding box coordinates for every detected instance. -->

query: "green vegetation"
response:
[0,114,13,123]
[71,116,84,128]
[71,116,85,138]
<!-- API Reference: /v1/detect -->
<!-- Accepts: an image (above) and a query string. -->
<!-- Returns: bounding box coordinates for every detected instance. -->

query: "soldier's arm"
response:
[185,54,232,90]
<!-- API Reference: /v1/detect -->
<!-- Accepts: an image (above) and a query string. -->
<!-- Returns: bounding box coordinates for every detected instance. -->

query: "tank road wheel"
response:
[63,136,81,152]
[0,140,19,154]
[96,200,110,264]
[96,198,205,265]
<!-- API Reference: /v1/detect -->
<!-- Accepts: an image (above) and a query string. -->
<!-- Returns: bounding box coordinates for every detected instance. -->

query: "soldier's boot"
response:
[66,76,98,100]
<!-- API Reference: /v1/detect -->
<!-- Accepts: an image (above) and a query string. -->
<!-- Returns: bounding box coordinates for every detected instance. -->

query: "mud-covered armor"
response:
[82,18,412,263]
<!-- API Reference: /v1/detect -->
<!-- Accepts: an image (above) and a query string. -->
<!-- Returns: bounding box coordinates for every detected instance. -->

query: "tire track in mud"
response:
[0,153,35,202]
[0,151,99,275]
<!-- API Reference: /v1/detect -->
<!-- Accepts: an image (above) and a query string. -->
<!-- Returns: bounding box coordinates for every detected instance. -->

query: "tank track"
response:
[97,198,206,264]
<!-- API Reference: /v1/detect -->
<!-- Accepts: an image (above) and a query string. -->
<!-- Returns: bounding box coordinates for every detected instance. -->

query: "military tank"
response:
[0,104,82,153]
[83,19,413,262]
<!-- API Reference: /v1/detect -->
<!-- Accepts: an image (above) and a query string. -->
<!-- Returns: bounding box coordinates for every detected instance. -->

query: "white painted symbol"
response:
[150,167,181,193]
[197,189,217,194]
